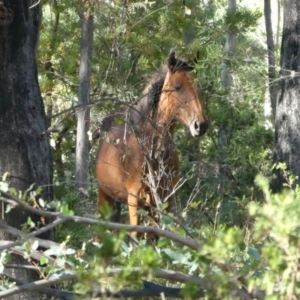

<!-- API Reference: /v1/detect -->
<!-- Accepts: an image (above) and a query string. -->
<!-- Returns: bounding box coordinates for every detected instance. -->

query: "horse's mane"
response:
[130,65,168,125]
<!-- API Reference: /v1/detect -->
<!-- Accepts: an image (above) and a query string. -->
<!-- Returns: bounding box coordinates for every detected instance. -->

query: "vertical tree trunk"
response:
[75,0,94,198]
[274,0,300,190]
[276,0,281,49]
[221,0,236,90]
[264,0,277,120]
[218,0,236,148]
[0,1,53,299]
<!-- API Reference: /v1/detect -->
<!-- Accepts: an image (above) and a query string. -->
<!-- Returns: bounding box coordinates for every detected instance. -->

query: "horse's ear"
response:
[168,51,177,72]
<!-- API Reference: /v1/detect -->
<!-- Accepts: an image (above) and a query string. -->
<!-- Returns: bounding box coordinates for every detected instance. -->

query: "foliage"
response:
[249,172,300,298]
[0,0,289,298]
[2,172,300,298]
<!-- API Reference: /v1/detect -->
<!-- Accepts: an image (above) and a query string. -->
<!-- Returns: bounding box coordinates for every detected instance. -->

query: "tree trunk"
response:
[221,0,236,91]
[276,0,281,49]
[273,0,300,190]
[75,0,94,199]
[0,1,53,299]
[264,0,277,121]
[218,0,236,148]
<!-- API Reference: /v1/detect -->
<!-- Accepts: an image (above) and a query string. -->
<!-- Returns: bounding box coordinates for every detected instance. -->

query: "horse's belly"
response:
[95,140,143,201]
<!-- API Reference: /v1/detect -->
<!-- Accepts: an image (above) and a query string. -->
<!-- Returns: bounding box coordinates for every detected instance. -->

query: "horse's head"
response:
[160,51,208,137]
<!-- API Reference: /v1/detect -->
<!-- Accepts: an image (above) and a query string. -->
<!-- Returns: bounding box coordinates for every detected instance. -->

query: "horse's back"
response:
[95,123,145,201]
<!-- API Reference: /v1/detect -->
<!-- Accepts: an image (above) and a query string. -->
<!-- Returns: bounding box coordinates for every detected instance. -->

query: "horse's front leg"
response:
[127,185,141,237]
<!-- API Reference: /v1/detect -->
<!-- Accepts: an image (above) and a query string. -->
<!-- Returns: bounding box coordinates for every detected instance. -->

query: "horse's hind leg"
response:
[111,200,122,223]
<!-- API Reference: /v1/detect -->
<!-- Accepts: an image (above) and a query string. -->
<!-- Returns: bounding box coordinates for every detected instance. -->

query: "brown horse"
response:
[95,52,208,237]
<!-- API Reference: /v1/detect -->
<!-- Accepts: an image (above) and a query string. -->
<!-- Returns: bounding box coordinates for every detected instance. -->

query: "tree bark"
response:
[264,0,277,120]
[0,1,53,299]
[274,0,300,190]
[75,0,94,199]
[218,0,236,148]
[276,0,281,49]
[221,0,236,91]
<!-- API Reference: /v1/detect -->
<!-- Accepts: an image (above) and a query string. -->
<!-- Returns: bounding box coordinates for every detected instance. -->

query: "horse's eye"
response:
[174,84,182,91]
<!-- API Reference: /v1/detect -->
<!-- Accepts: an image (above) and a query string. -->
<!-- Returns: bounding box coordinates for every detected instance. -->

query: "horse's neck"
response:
[154,93,177,136]
[143,100,176,134]
[131,88,176,138]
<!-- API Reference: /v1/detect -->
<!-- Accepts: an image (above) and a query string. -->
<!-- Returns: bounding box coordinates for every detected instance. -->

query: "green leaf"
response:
[114,117,124,125]
[61,203,74,216]
[137,209,148,216]
[0,251,8,274]
[9,187,16,195]
[47,200,61,210]
[38,198,46,208]
[65,248,76,255]
[40,256,48,265]
[121,241,133,256]
[0,181,9,192]
[2,172,9,182]
[162,249,182,261]
[35,187,43,196]
[160,202,169,211]
[44,246,61,257]
[56,257,66,267]
[161,215,173,225]
[157,238,170,248]
[247,247,261,260]
[27,217,35,229]
[31,240,39,251]
[5,205,12,213]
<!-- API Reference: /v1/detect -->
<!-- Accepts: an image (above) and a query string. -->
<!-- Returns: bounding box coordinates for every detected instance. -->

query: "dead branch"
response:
[0,222,64,249]
[0,273,76,299]
[0,267,264,300]
[0,190,201,251]
[0,273,199,299]
[0,218,64,251]
[0,241,56,265]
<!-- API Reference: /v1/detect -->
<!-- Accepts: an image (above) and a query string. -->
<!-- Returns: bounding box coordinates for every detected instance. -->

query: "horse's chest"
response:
[142,146,177,180]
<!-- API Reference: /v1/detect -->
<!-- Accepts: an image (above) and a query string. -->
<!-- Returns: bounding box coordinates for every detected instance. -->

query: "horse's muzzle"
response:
[190,120,208,137]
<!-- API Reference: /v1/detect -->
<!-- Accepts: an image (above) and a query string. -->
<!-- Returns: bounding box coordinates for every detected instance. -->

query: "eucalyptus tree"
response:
[75,0,94,199]
[264,0,277,120]
[274,0,300,189]
[0,1,53,299]
[218,0,236,149]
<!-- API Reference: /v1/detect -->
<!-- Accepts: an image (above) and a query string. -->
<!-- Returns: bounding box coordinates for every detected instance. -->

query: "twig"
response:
[46,97,119,120]
[0,241,56,265]
[4,264,44,272]
[0,222,56,248]
[0,191,201,251]
[0,273,76,298]
[0,218,64,251]
[29,0,40,9]
[89,280,204,299]
[0,222,84,258]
